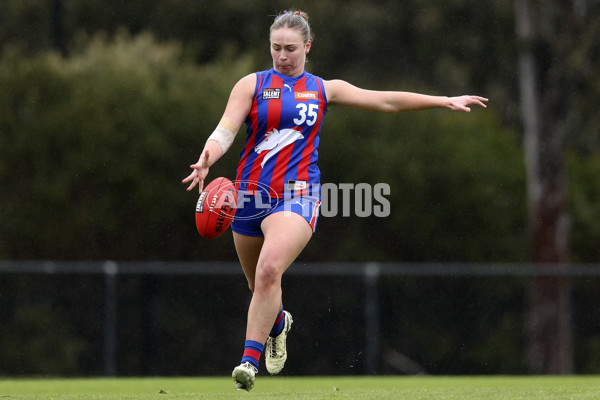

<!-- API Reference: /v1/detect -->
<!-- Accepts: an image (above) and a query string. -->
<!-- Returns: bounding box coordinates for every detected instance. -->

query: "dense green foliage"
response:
[0,34,251,260]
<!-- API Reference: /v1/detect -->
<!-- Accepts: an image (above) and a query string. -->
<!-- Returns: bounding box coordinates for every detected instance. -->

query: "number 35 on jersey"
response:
[294,103,319,126]
[294,91,319,126]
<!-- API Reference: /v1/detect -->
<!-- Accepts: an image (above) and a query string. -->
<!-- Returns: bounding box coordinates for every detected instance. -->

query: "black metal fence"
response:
[1,261,599,376]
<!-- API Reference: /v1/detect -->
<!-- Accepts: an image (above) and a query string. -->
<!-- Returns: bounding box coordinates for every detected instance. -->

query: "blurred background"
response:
[0,0,599,377]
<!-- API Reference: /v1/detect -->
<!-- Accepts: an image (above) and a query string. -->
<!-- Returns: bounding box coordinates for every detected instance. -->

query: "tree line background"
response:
[1,0,599,376]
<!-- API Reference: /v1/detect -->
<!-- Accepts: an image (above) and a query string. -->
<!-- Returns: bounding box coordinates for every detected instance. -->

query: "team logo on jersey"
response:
[295,91,318,101]
[262,88,281,100]
[254,128,304,168]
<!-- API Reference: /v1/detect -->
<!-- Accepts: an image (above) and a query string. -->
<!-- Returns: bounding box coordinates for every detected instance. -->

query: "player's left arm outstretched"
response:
[324,79,488,113]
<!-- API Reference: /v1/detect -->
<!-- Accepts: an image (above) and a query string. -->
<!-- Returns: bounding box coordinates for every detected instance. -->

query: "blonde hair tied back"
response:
[270,9,313,43]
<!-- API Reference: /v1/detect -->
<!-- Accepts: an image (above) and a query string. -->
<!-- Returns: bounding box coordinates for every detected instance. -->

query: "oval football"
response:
[195,177,237,239]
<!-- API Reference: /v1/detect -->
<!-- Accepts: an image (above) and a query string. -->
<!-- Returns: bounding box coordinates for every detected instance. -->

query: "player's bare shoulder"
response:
[223,74,257,122]
[232,73,258,99]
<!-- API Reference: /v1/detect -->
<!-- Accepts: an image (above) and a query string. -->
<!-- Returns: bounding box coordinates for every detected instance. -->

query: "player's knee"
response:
[254,262,281,292]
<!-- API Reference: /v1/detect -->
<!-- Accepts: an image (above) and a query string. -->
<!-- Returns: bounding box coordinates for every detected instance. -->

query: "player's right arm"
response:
[182,74,256,193]
[220,73,256,136]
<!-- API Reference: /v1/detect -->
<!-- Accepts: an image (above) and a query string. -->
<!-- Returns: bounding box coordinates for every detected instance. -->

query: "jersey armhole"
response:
[252,72,263,100]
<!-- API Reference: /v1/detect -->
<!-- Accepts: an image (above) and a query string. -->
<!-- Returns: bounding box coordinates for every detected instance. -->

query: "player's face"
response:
[270,27,311,77]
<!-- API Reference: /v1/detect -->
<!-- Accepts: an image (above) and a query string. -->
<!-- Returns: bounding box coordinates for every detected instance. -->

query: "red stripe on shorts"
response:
[309,200,321,230]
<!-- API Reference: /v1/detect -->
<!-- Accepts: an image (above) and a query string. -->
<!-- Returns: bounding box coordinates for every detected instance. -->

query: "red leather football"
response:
[195,177,237,239]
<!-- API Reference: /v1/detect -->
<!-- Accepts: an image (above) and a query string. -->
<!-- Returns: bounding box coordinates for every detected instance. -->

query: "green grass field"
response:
[1,376,599,400]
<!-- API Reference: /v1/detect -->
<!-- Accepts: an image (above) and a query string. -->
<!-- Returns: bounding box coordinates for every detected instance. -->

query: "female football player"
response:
[182,9,487,391]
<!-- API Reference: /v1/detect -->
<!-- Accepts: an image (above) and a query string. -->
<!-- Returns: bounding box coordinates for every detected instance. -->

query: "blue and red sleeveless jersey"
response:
[235,69,328,198]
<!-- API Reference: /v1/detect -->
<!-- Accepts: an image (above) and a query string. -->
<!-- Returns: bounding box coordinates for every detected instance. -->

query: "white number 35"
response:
[294,103,319,126]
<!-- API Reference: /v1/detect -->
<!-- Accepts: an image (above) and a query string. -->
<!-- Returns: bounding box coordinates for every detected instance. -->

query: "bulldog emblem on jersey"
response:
[254,128,304,168]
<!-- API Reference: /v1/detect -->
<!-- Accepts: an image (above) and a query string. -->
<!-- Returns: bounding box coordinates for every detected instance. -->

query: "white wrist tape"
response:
[207,117,238,154]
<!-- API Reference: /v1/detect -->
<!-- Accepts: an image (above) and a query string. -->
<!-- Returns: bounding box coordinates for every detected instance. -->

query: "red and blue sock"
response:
[241,340,264,370]
[269,305,285,337]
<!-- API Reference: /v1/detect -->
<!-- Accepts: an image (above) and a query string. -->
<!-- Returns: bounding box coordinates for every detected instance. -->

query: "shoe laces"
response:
[243,362,257,373]
[270,339,278,358]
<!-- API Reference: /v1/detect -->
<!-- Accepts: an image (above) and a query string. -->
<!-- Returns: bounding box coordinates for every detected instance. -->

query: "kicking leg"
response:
[233,232,263,292]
